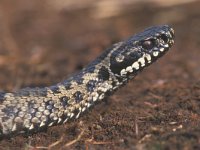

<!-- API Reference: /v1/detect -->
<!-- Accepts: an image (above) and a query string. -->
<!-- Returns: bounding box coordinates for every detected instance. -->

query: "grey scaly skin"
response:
[0,25,174,137]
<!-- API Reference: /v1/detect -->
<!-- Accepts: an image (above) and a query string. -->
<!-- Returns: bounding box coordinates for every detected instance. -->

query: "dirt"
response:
[0,1,200,150]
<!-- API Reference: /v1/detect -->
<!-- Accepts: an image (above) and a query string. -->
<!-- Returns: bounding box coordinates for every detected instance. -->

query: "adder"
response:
[0,25,175,137]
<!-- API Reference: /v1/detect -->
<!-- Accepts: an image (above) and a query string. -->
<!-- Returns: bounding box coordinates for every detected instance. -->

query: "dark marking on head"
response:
[98,66,110,81]
[73,91,83,102]
[110,52,141,75]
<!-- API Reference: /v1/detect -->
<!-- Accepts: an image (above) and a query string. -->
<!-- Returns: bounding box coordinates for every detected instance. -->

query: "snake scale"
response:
[0,25,174,137]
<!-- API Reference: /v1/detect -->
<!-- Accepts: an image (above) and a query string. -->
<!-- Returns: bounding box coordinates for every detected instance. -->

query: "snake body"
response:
[0,25,174,137]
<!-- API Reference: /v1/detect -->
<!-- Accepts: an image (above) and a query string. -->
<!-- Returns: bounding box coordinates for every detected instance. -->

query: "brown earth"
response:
[0,1,199,150]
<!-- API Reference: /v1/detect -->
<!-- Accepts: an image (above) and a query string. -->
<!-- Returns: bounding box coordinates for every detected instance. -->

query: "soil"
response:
[0,1,200,150]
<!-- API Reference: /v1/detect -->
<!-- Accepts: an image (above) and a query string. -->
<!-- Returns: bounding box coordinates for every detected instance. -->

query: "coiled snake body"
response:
[0,25,174,137]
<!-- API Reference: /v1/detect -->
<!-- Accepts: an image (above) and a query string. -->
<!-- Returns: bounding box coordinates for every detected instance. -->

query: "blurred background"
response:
[0,0,199,149]
[0,0,199,89]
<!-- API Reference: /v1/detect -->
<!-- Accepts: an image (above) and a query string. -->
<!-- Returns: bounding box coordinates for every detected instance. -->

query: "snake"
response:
[0,25,174,137]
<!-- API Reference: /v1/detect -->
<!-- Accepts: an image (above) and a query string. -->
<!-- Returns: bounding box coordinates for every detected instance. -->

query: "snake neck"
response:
[0,43,126,136]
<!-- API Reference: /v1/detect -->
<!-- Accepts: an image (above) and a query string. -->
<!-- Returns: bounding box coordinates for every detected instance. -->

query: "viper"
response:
[0,25,174,137]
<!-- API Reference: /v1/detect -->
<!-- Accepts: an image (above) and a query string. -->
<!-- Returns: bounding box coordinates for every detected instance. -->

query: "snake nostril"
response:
[160,34,169,43]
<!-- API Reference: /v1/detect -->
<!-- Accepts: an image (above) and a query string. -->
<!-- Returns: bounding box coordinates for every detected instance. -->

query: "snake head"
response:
[110,25,175,78]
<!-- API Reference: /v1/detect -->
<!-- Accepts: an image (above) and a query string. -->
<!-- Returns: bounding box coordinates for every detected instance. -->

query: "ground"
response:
[0,1,199,150]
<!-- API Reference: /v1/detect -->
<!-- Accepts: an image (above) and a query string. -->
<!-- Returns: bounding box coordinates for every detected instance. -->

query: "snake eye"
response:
[160,34,168,43]
[142,39,155,49]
